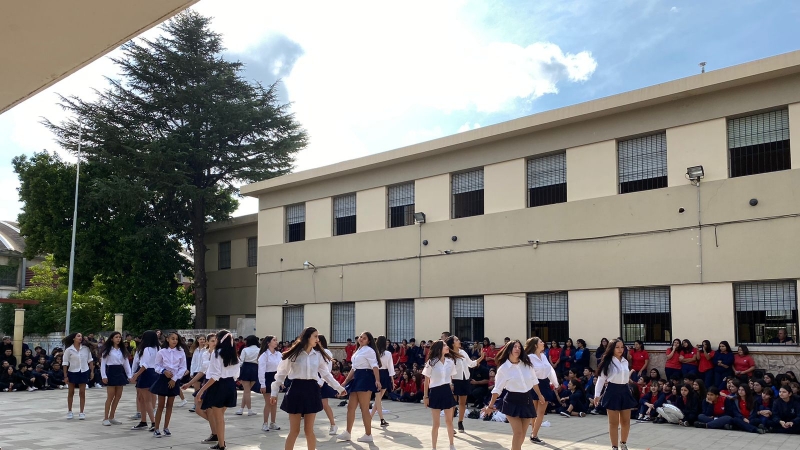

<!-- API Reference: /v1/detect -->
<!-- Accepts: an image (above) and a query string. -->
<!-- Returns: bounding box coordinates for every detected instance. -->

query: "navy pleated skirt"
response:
[347,369,377,393]
[105,365,129,386]
[281,379,323,415]
[136,368,159,389]
[202,377,238,410]
[320,382,339,399]
[68,370,90,386]
[251,371,276,393]
[427,384,457,410]
[378,370,392,391]
[238,362,259,382]
[150,374,181,397]
[530,378,558,403]
[600,383,638,411]
[498,390,536,418]
[192,379,206,397]
[453,379,471,396]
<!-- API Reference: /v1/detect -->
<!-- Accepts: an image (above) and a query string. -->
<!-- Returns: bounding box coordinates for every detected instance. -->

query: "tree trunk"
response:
[192,199,208,328]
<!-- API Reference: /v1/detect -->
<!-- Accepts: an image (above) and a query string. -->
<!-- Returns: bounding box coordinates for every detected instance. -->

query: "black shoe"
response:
[338,401,348,407]
[380,419,389,427]
[201,434,218,444]
[531,436,545,445]
[131,422,148,430]
[694,422,707,428]
[724,424,733,430]
[458,421,464,432]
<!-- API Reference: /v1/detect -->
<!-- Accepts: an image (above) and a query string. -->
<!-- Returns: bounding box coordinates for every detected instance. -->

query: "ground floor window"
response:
[735,281,798,345]
[330,302,355,343]
[620,287,671,344]
[386,299,415,343]
[282,305,304,342]
[527,292,569,344]
[450,296,484,343]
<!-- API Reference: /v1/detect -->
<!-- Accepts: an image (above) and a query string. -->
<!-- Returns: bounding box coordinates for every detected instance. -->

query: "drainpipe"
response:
[19,258,26,292]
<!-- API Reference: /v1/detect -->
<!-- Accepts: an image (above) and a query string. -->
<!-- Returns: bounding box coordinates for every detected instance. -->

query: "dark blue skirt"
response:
[192,379,206,398]
[136,368,159,389]
[530,378,558,403]
[251,371,276,393]
[347,369,377,393]
[378,370,392,391]
[238,362,258,382]
[453,379,471,396]
[499,390,536,418]
[150,374,181,397]
[68,370,90,386]
[600,383,638,411]
[427,384,456,410]
[202,377,237,410]
[105,365,129,386]
[320,382,339,399]
[281,378,323,415]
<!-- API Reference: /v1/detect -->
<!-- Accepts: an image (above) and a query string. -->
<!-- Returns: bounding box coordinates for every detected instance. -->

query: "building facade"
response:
[0,221,42,299]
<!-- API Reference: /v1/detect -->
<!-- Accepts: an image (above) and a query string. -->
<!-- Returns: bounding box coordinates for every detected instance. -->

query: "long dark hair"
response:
[244,335,259,347]
[719,340,731,353]
[425,340,450,367]
[524,337,543,355]
[596,338,623,376]
[214,329,238,367]
[282,327,331,363]
[62,332,80,348]
[259,335,276,356]
[318,335,328,350]
[680,339,694,353]
[442,336,462,360]
[361,331,382,368]
[162,331,189,353]
[101,331,130,359]
[496,340,532,367]
[376,335,388,354]
[137,330,159,357]
[597,337,609,353]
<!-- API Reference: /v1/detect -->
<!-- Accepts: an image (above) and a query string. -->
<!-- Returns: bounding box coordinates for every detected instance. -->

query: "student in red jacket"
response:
[664,339,682,381]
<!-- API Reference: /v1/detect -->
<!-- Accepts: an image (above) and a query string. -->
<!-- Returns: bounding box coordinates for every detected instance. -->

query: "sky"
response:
[1,0,798,221]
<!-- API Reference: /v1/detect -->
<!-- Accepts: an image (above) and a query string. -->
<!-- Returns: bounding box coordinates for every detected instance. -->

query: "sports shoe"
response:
[235,408,244,415]
[337,431,352,441]
[131,422,148,430]
[262,422,269,431]
[189,407,196,413]
[357,434,373,443]
[450,445,456,450]
[148,425,155,432]
[329,425,338,435]
[95,383,103,388]
[27,387,34,392]
[560,411,570,418]
[58,385,65,389]
[67,411,74,420]
[380,419,389,427]
[338,401,347,407]
[248,409,257,416]
[620,444,628,450]
[531,436,545,445]
[637,414,644,420]
[757,428,766,434]
[110,419,122,425]
[153,429,162,438]
[269,423,280,430]
[78,413,86,420]
[589,408,600,415]
[130,412,141,420]
[177,399,187,408]
[579,412,586,418]
[103,420,112,426]
[163,429,171,437]
[695,422,707,428]
[201,434,218,444]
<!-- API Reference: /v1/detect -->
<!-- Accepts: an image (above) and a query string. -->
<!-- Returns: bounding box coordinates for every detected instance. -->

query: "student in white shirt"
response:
[186,334,208,413]
[99,331,132,426]
[270,327,346,450]
[422,340,459,450]
[197,330,241,450]
[338,331,382,443]
[149,331,188,437]
[593,339,637,450]
[182,333,216,437]
[524,336,560,445]
[257,335,283,432]
[370,335,396,428]
[317,335,340,435]
[446,335,485,433]
[130,330,160,431]
[236,335,261,416]
[61,332,95,420]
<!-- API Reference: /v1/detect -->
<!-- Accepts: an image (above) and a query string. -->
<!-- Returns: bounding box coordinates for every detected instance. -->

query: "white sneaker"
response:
[450,445,457,450]
[58,385,65,389]
[261,422,269,431]
[27,387,34,391]
[67,411,74,420]
[337,431,351,441]
[95,383,103,388]
[129,413,141,420]
[235,408,244,415]
[177,399,187,408]
[329,425,338,435]
[79,413,86,420]
[248,409,257,416]
[357,434,373,443]
[31,386,38,390]
[103,420,112,426]
[269,423,280,430]
[109,419,122,425]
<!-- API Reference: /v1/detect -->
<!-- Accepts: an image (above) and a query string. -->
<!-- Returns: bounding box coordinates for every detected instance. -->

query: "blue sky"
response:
[1,0,798,220]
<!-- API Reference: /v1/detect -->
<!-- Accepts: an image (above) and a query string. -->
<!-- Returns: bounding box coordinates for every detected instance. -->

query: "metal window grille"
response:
[527,153,567,207]
[216,315,231,329]
[618,133,668,194]
[333,194,357,236]
[218,241,231,270]
[282,305,304,342]
[386,299,415,343]
[330,302,355,343]
[620,287,671,344]
[450,296,484,343]
[527,292,569,344]
[388,183,415,228]
[728,109,791,178]
[286,203,306,242]
[247,237,257,267]
[0,265,17,286]
[734,281,798,345]
[452,169,484,219]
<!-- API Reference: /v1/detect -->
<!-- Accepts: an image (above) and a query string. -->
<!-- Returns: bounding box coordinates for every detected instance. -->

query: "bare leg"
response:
[619,409,631,444]
[214,407,227,447]
[371,389,386,420]
[67,383,75,411]
[531,399,547,439]
[164,396,175,429]
[104,386,114,419]
[444,407,455,445]
[285,413,302,450]
[241,381,254,409]
[357,391,373,435]
[508,417,528,450]
[78,384,86,413]
[430,408,441,449]
[154,396,165,428]
[458,396,467,422]
[303,413,318,450]
[322,398,335,425]
[269,395,278,423]
[109,386,123,419]
[607,410,621,447]
[346,392,358,432]
[262,393,270,421]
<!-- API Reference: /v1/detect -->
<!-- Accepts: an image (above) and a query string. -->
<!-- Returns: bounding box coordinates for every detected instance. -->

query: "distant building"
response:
[0,221,44,298]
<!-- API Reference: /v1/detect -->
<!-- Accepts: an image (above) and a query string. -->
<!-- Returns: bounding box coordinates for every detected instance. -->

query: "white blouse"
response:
[190,348,207,374]
[595,356,631,398]
[453,349,478,381]
[528,352,559,388]
[318,348,334,386]
[132,346,159,372]
[205,353,240,381]
[240,345,259,363]
[422,358,457,388]
[271,349,344,397]
[155,347,187,381]
[351,346,380,370]
[492,360,540,395]
[257,349,283,387]
[63,345,92,373]
[379,351,395,376]
[101,348,132,379]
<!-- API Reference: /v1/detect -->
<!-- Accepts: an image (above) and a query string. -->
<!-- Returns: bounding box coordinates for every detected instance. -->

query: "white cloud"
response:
[457,122,482,133]
[671,6,679,12]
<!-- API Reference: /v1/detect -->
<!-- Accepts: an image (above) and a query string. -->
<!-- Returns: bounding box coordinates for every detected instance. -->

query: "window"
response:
[0,265,16,286]
[618,133,668,194]
[734,281,798,345]
[330,302,355,343]
[452,169,484,219]
[728,109,791,178]
[282,305,304,342]
[286,203,306,242]
[386,299,415,342]
[388,183,415,228]
[620,287,671,344]
[247,237,257,267]
[527,292,569,344]
[527,153,567,207]
[333,194,357,236]
[216,315,230,329]
[218,241,231,270]
[451,296,484,343]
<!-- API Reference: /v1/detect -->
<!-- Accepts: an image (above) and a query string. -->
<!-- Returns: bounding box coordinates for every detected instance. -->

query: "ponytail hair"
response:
[215,330,239,367]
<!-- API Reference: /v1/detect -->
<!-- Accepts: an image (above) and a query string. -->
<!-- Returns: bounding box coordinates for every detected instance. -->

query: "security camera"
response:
[283,299,289,305]
[303,261,310,269]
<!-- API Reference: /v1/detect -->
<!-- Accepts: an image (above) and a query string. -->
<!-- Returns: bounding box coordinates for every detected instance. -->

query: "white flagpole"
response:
[65,126,82,335]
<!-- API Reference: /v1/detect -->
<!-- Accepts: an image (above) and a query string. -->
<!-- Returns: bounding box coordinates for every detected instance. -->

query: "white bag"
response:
[657,404,684,424]
[491,411,507,422]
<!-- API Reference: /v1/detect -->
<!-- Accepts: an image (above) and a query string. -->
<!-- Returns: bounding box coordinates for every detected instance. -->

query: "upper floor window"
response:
[247,237,257,267]
[620,286,671,344]
[388,183,415,228]
[333,194,357,236]
[330,302,355,344]
[618,133,667,194]
[734,280,797,345]
[0,265,17,287]
[452,169,484,219]
[527,153,567,207]
[286,203,306,242]
[218,241,231,270]
[282,305,304,342]
[728,109,791,178]
[386,299,415,343]
[527,291,569,344]
[451,296,484,343]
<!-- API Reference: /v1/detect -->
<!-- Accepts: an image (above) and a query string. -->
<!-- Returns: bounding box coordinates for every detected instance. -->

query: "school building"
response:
[206,50,800,371]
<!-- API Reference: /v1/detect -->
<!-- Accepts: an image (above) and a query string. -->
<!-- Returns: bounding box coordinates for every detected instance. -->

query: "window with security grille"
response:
[618,133,668,194]
[452,169,484,219]
[528,153,567,207]
[0,265,17,286]
[388,183,415,228]
[330,302,355,343]
[216,315,230,329]
[620,287,671,344]
[333,194,357,236]
[247,237,257,267]
[286,203,306,242]
[734,281,798,345]
[218,241,231,270]
[451,296,484,343]
[728,109,791,178]
[527,292,569,344]
[386,299,415,342]
[282,306,304,342]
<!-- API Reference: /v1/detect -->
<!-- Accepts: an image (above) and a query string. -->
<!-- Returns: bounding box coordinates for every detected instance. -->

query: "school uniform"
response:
[771,397,800,434]
[595,357,637,411]
[639,392,665,418]
[378,350,396,393]
[101,348,132,386]
[680,348,699,377]
[272,349,345,415]
[255,349,282,394]
[492,360,540,419]
[63,345,92,386]
[528,352,559,404]
[237,345,259,383]
[697,396,727,423]
[452,349,477,396]
[348,346,380,393]
[192,349,212,398]
[132,347,160,389]
[190,348,207,376]
[711,351,734,389]
[664,348,682,381]
[422,358,457,410]
[574,347,591,375]
[201,354,241,410]
[150,347,186,397]
[318,348,339,398]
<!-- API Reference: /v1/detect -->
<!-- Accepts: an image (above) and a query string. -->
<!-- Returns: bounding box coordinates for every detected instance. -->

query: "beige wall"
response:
[356,300,386,337]
[305,303,331,339]
[666,118,729,186]
[484,159,526,214]
[258,207,284,246]
[566,140,617,201]
[484,294,526,342]
[356,187,387,233]
[256,305,283,337]
[790,102,800,169]
[205,243,218,272]
[306,197,332,240]
[231,238,247,270]
[415,174,450,223]
[569,289,620,345]
[415,297,449,340]
[671,283,735,345]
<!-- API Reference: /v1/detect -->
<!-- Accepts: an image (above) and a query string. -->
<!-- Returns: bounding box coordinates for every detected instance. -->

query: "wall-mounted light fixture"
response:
[414,212,426,224]
[303,261,316,270]
[686,165,704,183]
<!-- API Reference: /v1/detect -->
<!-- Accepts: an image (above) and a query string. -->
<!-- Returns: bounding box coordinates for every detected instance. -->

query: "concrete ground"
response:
[1,387,799,450]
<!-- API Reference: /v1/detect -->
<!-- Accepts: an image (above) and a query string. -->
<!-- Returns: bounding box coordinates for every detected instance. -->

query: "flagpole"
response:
[65,126,82,335]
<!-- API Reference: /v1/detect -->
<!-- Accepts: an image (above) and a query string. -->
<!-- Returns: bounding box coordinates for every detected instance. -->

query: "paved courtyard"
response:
[2,388,799,450]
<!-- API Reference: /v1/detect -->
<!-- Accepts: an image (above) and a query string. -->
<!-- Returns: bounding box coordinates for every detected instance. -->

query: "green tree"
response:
[41,11,307,327]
